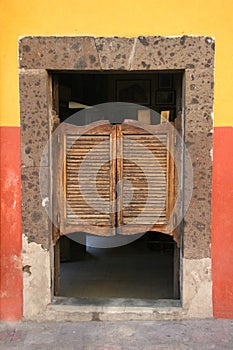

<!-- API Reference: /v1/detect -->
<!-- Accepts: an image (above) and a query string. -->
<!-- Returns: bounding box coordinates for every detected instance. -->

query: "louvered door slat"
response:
[117,122,174,235]
[58,122,116,236]
[66,134,110,225]
[56,121,175,239]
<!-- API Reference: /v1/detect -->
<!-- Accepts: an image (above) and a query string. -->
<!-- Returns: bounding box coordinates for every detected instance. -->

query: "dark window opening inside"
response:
[53,71,183,124]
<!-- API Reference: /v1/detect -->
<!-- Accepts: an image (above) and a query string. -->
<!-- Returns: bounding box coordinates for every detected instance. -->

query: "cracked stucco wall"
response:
[183,258,213,318]
[22,235,52,319]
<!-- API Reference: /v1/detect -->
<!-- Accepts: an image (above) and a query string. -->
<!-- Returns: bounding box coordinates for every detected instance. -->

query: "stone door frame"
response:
[19,36,214,319]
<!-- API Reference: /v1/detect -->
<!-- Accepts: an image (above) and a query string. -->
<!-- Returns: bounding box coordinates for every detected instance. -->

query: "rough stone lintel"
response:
[19,36,215,71]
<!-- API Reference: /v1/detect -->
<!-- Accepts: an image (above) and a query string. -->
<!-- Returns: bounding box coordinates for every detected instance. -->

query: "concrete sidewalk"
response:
[0,319,233,350]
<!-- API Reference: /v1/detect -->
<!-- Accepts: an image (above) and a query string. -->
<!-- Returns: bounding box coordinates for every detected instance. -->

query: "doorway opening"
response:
[52,71,183,301]
[60,233,175,299]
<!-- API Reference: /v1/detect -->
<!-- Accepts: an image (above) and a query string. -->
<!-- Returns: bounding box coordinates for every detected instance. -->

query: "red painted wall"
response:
[0,127,22,320]
[0,125,233,319]
[212,126,233,318]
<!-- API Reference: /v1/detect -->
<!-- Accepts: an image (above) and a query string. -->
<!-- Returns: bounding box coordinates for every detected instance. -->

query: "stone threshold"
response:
[40,297,185,321]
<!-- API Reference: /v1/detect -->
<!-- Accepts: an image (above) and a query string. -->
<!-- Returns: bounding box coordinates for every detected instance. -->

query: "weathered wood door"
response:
[117,122,175,235]
[55,121,117,238]
[54,120,175,240]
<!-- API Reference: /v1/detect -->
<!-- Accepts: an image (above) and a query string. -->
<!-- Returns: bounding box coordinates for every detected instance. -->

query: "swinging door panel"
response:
[57,122,117,236]
[117,122,175,235]
[55,121,175,239]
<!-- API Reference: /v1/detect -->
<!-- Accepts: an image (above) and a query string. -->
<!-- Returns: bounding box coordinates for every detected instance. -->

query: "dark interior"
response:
[53,71,182,300]
[54,71,183,123]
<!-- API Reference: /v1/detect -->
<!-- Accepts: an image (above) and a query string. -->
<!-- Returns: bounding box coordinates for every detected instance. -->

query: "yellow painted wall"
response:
[1,0,233,127]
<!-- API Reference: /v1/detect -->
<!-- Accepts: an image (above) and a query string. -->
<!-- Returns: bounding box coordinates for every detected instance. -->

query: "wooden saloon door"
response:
[55,121,175,240]
[56,121,117,237]
[117,122,175,235]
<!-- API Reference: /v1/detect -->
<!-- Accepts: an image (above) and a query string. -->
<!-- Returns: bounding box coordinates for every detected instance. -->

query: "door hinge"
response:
[57,213,60,228]
[173,213,177,228]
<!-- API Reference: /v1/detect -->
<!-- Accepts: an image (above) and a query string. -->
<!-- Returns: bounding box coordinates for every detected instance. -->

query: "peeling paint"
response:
[23,265,32,276]
[0,126,22,320]
[210,148,213,161]
[3,171,20,191]
[11,255,22,270]
[22,234,52,319]
[42,197,49,207]
[183,258,213,318]
[0,291,8,298]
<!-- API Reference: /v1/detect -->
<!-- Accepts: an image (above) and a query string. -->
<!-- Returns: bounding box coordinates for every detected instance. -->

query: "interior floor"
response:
[60,234,175,300]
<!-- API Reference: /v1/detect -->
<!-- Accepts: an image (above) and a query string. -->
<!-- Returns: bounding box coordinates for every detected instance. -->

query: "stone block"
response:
[185,69,214,112]
[19,36,101,70]
[131,36,215,71]
[20,70,49,167]
[183,131,212,259]
[21,167,50,249]
[95,37,135,70]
